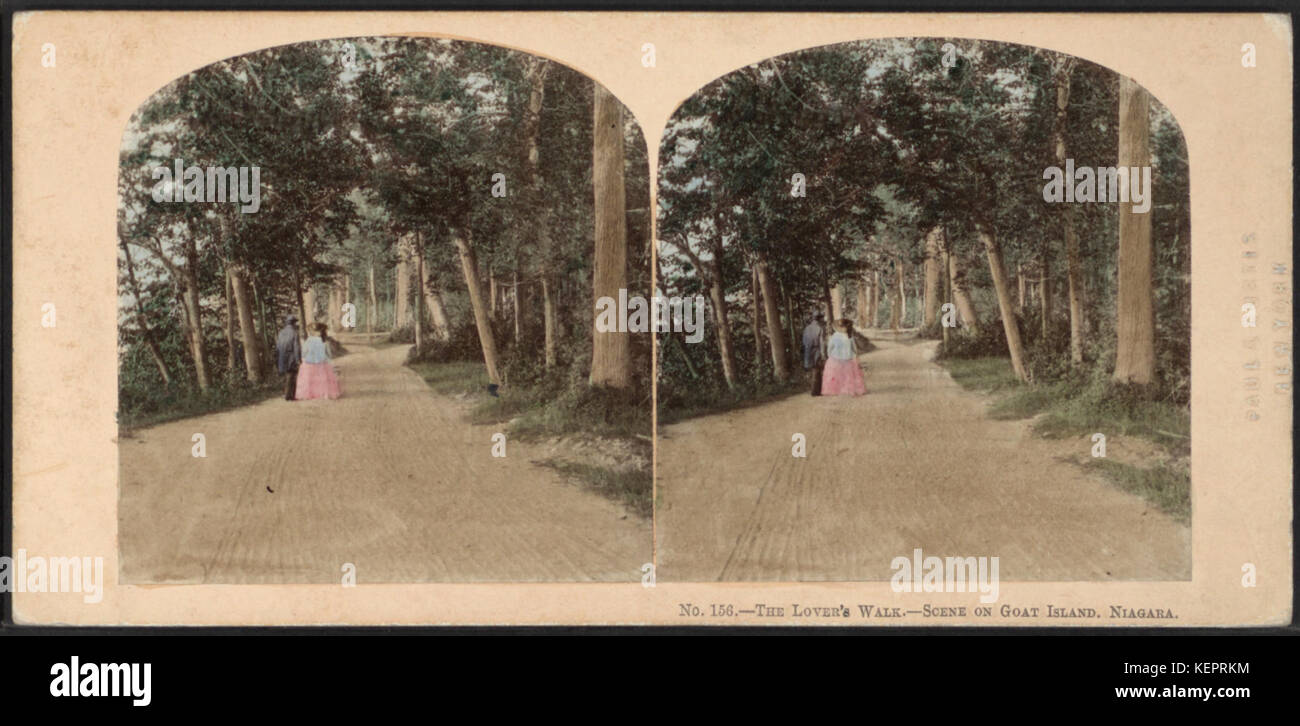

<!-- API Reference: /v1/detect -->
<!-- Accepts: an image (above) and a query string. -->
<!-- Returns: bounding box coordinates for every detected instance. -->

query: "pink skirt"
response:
[296,362,341,400]
[821,357,866,396]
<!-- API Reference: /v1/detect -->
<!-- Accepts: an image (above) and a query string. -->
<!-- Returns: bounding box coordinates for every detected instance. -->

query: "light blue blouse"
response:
[302,336,331,364]
[827,332,856,361]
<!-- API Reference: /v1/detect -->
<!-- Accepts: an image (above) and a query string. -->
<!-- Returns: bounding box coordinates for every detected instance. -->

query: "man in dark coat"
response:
[276,314,302,400]
[802,312,827,396]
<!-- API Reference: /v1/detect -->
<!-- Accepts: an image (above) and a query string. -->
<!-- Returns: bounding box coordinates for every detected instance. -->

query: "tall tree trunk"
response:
[524,58,556,366]
[414,232,424,352]
[253,275,270,368]
[949,252,980,333]
[223,265,237,372]
[395,234,410,330]
[754,255,789,379]
[542,275,559,367]
[589,84,631,389]
[121,240,172,385]
[328,280,342,332]
[454,229,502,385]
[1113,75,1155,384]
[1054,58,1085,363]
[870,270,880,328]
[228,263,263,383]
[1039,251,1052,338]
[782,280,798,359]
[923,227,942,326]
[512,269,521,344]
[293,270,308,341]
[303,286,316,328]
[830,283,844,321]
[821,284,835,326]
[1017,262,1026,311]
[856,276,870,327]
[424,282,450,343]
[977,226,1029,381]
[709,255,737,388]
[181,240,210,390]
[891,260,904,331]
[367,262,377,335]
[750,265,764,370]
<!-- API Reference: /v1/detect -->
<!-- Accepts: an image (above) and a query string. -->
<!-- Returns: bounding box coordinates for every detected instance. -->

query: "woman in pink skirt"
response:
[821,318,867,396]
[295,323,341,400]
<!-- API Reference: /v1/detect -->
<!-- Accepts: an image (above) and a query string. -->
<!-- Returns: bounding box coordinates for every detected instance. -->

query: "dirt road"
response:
[656,331,1190,582]
[119,336,651,584]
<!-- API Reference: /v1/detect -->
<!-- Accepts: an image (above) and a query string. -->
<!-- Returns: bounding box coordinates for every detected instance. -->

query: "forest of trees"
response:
[657,39,1190,415]
[117,38,651,428]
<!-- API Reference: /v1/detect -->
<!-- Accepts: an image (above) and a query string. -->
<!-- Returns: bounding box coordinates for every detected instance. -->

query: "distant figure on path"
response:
[821,318,867,396]
[803,312,827,396]
[296,323,341,400]
[276,314,302,401]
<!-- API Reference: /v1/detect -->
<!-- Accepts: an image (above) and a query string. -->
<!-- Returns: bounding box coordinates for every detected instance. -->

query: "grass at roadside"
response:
[407,360,491,397]
[118,377,284,434]
[657,375,810,426]
[407,359,652,519]
[942,357,1190,452]
[941,356,1190,523]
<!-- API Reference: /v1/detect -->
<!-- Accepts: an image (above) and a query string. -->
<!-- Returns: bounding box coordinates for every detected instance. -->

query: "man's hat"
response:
[286,314,298,324]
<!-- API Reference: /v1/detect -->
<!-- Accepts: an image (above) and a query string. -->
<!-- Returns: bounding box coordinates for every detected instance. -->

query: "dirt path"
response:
[119,336,651,584]
[656,331,1190,582]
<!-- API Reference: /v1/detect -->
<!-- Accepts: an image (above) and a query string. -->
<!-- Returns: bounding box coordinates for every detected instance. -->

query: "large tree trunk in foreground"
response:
[754,255,789,379]
[978,226,1029,381]
[454,230,502,385]
[1113,75,1156,385]
[589,83,631,390]
[1054,59,1085,363]
[228,263,263,383]
[923,227,942,327]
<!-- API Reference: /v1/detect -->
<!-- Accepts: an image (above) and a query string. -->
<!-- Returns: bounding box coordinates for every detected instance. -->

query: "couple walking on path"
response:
[803,312,867,397]
[275,315,342,401]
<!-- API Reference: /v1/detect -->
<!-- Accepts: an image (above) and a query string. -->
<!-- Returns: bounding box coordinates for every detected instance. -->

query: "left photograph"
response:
[116,37,653,583]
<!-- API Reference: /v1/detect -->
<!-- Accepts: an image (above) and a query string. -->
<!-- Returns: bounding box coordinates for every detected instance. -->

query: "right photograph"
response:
[655,38,1192,582]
